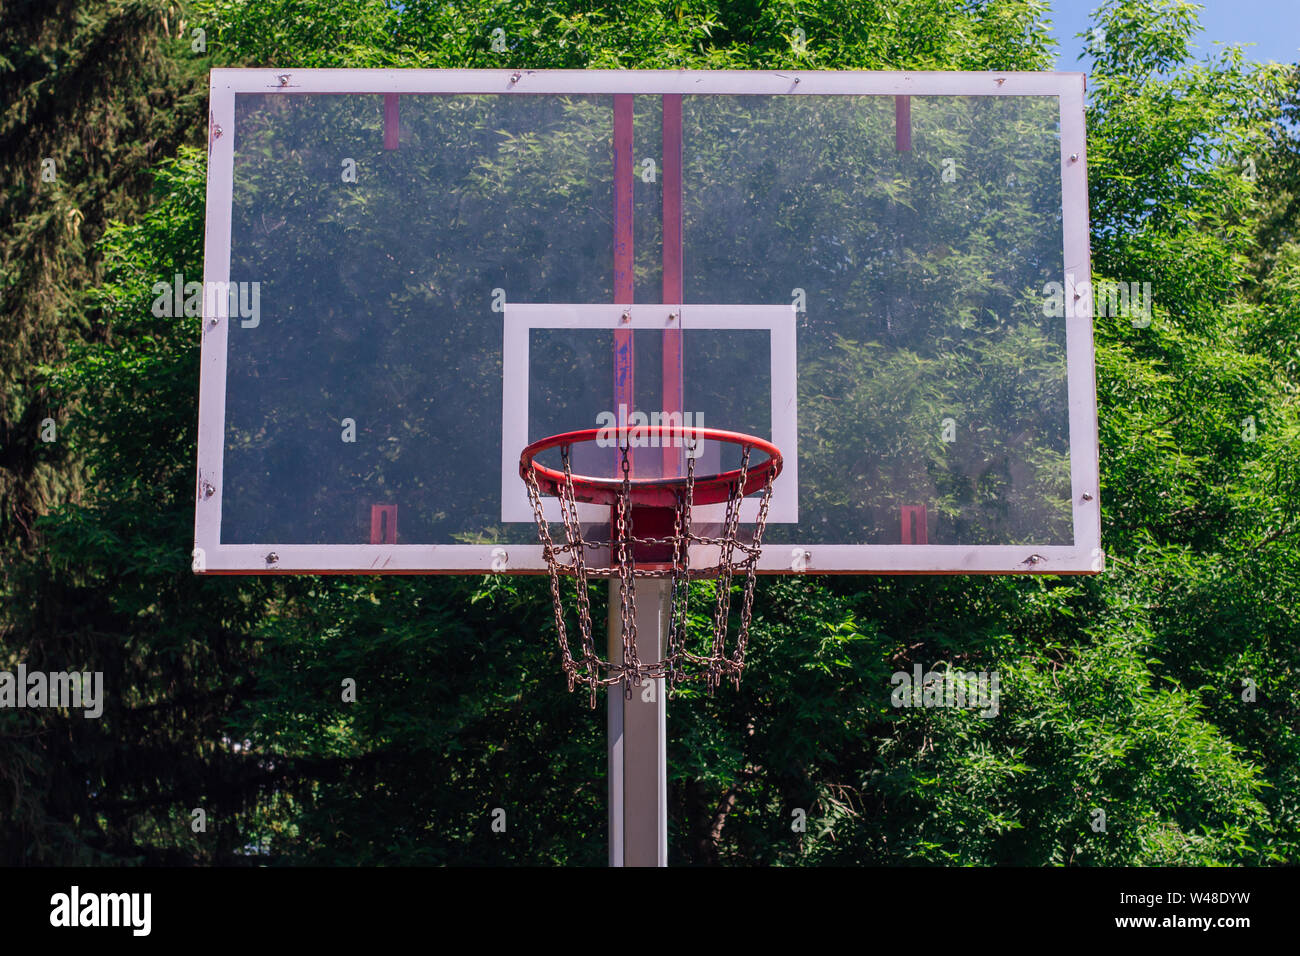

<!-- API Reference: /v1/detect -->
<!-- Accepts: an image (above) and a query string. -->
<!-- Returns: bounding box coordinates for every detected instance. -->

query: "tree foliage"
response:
[0,0,208,553]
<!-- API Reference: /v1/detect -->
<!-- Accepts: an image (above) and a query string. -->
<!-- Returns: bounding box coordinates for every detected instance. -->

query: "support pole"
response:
[607,578,669,867]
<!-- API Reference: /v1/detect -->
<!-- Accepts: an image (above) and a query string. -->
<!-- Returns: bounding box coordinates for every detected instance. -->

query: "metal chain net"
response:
[524,441,776,707]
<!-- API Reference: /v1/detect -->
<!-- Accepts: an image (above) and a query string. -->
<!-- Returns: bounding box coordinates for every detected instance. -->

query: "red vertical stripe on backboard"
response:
[614,95,635,305]
[384,94,399,150]
[661,94,684,478]
[895,95,911,152]
[613,95,635,476]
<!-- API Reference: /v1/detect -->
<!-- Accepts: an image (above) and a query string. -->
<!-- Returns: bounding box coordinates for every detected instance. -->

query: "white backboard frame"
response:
[194,68,1101,575]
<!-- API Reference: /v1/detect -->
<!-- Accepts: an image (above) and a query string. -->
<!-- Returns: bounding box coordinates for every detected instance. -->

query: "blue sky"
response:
[1046,0,1300,68]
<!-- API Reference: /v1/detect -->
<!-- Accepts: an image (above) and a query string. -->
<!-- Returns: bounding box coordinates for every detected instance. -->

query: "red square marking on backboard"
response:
[370,504,398,544]
[901,504,927,544]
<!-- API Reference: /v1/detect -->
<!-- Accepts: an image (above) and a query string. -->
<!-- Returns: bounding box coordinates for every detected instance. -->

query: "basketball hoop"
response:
[520,426,782,706]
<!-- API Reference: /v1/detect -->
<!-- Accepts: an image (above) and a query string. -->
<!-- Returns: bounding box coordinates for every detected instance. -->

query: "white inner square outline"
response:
[501,303,799,526]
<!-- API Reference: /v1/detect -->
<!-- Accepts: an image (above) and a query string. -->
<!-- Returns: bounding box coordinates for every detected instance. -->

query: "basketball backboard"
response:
[194,69,1100,575]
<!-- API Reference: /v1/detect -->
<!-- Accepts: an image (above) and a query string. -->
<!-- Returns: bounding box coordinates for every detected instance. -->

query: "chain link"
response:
[560,445,602,705]
[523,432,777,706]
[525,463,577,691]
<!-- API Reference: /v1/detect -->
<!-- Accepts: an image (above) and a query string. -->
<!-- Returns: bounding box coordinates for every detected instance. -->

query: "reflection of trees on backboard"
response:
[223,92,1070,547]
[683,95,1069,545]
[226,94,615,545]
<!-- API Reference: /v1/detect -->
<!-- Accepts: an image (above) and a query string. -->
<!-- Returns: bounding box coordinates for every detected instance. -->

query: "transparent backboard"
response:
[195,70,1100,574]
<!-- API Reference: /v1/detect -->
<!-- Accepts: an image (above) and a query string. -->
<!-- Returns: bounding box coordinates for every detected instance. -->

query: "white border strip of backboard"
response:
[193,75,236,572]
[195,69,1099,575]
[209,68,1080,97]
[1058,74,1104,572]
[501,303,798,526]
[195,543,1095,575]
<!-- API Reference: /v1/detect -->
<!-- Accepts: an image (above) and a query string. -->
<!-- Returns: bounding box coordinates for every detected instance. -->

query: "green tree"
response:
[0,0,208,555]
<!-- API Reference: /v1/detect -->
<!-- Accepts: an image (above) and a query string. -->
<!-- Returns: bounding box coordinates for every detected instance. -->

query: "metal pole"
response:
[608,578,669,867]
[607,584,623,866]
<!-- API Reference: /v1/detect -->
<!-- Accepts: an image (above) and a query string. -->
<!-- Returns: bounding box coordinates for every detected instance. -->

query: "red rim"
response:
[520,426,783,508]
